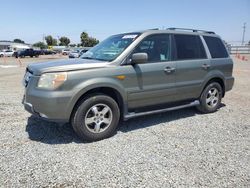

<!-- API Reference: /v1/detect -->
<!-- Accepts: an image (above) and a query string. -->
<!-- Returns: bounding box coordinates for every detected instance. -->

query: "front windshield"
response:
[80,33,140,62]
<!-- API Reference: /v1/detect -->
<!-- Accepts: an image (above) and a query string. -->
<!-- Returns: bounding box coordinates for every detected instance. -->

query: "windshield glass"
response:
[80,33,140,62]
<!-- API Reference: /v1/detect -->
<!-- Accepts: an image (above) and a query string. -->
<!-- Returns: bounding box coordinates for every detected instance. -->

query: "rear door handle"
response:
[202,64,210,70]
[164,67,175,73]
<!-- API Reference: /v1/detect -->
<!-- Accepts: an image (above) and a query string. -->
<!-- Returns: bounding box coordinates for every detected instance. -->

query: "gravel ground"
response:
[0,55,249,187]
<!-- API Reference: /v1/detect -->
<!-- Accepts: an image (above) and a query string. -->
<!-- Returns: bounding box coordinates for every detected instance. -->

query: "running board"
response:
[124,100,200,120]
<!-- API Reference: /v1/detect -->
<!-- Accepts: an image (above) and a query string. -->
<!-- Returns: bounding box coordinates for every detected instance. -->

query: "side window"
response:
[203,36,228,58]
[174,34,206,60]
[133,34,171,63]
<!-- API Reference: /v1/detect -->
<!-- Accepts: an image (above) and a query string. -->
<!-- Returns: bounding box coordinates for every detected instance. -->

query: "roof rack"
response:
[167,27,215,34]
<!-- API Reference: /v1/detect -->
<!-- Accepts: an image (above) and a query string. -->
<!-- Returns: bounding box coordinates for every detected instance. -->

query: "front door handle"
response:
[202,64,210,70]
[164,67,175,73]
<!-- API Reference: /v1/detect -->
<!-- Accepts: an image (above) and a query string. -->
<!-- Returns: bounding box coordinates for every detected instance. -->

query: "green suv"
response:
[22,28,234,141]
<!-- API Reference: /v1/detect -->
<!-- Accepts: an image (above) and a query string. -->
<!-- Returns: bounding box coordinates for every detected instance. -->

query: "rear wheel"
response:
[71,94,120,141]
[196,82,223,113]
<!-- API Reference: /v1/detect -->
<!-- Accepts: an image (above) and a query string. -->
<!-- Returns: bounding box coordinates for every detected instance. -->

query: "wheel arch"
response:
[70,86,126,122]
[201,77,225,97]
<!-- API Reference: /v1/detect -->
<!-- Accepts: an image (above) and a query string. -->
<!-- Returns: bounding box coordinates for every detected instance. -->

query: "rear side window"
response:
[203,36,228,58]
[174,34,206,60]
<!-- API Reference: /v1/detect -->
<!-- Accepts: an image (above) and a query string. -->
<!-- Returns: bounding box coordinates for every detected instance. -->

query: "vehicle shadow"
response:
[119,107,197,133]
[119,103,226,133]
[25,104,226,144]
[25,116,82,144]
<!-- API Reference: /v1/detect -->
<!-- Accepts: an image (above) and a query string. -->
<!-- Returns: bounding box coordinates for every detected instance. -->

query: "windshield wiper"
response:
[81,57,95,60]
[81,57,107,61]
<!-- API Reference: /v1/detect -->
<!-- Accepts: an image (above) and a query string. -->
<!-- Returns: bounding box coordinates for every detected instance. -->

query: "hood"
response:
[27,58,112,75]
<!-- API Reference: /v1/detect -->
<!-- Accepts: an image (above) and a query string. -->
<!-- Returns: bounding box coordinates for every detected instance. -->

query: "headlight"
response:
[37,72,67,89]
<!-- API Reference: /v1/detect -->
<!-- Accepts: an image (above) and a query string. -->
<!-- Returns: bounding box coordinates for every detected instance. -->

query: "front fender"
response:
[67,77,127,117]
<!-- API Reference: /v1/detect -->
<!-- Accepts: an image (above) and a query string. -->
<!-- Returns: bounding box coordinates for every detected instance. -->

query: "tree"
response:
[59,36,70,46]
[248,41,250,46]
[13,39,25,44]
[33,42,47,49]
[80,32,99,47]
[80,32,89,46]
[45,35,57,46]
[87,37,99,47]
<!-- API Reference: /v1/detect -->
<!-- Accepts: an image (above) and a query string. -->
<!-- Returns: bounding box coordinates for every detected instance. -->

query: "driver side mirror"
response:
[131,53,148,64]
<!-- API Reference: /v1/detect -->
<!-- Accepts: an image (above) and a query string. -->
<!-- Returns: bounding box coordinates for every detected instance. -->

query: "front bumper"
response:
[22,94,70,123]
[22,76,72,123]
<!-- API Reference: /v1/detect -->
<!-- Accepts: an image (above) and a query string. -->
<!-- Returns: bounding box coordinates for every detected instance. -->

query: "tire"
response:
[0,54,3,58]
[196,82,223,113]
[71,94,120,141]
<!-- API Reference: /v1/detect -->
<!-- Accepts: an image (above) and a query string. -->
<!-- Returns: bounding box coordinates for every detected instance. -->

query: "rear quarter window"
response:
[203,36,228,58]
[174,34,206,60]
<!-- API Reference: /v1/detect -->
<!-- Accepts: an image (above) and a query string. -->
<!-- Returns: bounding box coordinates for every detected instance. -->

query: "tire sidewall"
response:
[200,82,222,113]
[73,95,120,141]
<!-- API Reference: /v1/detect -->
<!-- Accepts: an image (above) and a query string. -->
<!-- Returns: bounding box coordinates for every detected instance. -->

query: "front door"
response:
[126,34,177,109]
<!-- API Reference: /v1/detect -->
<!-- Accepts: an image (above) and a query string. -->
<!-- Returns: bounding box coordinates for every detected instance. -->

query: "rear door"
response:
[126,34,177,109]
[173,34,210,101]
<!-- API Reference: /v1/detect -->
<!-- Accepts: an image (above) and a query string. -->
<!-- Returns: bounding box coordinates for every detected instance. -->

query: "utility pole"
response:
[241,23,246,45]
[42,34,45,43]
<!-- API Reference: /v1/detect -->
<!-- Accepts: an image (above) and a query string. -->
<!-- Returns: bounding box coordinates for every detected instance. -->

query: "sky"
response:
[0,0,249,45]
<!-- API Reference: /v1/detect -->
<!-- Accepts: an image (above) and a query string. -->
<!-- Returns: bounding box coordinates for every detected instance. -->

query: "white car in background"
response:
[0,49,15,57]
[69,49,89,58]
[62,49,71,55]
[68,49,80,58]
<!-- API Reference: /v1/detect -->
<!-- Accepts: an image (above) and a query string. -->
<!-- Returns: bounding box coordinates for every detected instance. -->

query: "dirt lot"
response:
[0,55,249,187]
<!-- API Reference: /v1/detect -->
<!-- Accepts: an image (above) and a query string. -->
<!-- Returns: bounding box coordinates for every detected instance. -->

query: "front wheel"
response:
[71,94,120,141]
[196,82,223,113]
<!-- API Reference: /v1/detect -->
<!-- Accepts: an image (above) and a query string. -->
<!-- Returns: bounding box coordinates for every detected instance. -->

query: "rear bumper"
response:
[225,76,234,92]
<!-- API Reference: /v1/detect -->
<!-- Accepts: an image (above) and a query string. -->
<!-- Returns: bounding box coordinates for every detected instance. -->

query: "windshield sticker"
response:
[122,35,138,39]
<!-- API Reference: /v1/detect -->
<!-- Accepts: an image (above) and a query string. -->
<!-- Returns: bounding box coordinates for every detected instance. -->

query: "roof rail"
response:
[167,27,215,34]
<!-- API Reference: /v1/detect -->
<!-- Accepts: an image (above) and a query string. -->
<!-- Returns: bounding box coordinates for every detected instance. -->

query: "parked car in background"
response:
[14,48,40,58]
[0,49,15,57]
[69,49,90,58]
[62,49,71,55]
[69,50,80,58]
[79,49,89,56]
[40,49,57,55]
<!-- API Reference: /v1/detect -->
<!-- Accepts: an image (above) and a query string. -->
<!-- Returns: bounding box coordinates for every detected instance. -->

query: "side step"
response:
[124,100,200,120]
